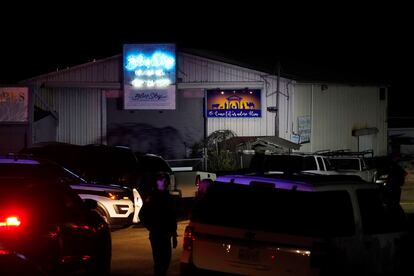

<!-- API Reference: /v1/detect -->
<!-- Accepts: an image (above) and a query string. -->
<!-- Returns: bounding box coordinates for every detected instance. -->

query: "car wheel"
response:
[95,205,110,226]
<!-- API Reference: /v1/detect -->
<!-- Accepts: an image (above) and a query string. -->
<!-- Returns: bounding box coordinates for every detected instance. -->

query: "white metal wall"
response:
[23,57,118,145]
[293,84,387,156]
[177,53,293,139]
[23,53,388,156]
[25,54,293,143]
[33,87,105,145]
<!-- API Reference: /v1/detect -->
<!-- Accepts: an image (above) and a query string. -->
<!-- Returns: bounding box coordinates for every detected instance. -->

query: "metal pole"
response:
[275,61,280,137]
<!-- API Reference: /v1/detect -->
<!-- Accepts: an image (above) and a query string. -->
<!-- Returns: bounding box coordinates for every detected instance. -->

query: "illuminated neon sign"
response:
[123,44,176,110]
[206,89,262,118]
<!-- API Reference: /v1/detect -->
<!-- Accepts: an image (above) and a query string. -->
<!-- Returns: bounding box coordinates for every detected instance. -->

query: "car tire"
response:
[95,205,110,226]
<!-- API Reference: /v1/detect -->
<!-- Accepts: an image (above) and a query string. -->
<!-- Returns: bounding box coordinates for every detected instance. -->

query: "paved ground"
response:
[401,179,414,213]
[110,221,188,276]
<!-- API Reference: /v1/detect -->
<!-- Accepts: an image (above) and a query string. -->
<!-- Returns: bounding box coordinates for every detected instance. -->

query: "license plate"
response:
[238,248,260,262]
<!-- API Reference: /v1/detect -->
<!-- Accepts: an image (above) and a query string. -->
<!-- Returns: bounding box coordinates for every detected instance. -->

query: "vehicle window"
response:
[323,158,334,170]
[316,157,325,170]
[248,154,265,172]
[357,188,408,234]
[137,155,172,173]
[80,147,137,184]
[361,159,367,170]
[303,156,317,170]
[0,163,83,184]
[192,182,355,237]
[262,155,304,173]
[330,158,360,170]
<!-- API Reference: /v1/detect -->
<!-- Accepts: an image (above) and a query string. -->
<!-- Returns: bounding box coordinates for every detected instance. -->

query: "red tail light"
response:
[183,226,195,251]
[0,216,22,229]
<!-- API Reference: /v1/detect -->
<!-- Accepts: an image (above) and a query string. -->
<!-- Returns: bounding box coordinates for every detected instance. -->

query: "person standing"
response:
[386,158,407,204]
[139,172,178,276]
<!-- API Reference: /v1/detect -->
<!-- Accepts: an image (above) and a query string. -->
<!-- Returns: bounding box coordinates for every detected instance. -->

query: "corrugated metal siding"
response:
[178,53,292,138]
[33,87,105,145]
[293,84,387,156]
[27,53,293,142]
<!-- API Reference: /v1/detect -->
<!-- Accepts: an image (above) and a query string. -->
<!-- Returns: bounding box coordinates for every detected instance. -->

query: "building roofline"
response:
[180,48,292,78]
[19,48,388,87]
[294,80,389,87]
[19,54,122,84]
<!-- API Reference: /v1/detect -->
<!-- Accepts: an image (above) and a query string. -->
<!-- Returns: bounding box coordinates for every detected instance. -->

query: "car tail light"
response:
[0,216,22,229]
[183,226,195,251]
[0,249,10,255]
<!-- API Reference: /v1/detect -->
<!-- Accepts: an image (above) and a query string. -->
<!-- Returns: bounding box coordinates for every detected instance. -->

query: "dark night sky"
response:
[1,4,412,118]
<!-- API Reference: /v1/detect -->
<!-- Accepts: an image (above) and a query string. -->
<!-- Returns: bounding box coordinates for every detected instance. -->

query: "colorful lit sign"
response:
[206,89,261,118]
[123,44,176,109]
[0,87,29,122]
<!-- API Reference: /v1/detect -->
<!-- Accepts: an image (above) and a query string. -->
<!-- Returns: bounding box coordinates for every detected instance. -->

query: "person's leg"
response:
[150,235,164,276]
[150,235,172,276]
[161,236,172,273]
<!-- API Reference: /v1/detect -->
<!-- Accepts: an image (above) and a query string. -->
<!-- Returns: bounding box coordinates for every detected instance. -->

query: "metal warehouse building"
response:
[16,49,387,158]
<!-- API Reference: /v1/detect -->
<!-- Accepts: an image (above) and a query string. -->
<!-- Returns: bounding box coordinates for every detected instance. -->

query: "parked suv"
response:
[22,143,136,228]
[0,155,112,275]
[248,153,337,175]
[181,174,410,275]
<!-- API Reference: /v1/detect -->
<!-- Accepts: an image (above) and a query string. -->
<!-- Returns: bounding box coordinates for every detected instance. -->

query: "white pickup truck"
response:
[172,169,216,198]
[248,153,338,176]
[167,159,216,198]
[328,156,377,182]
[315,150,377,183]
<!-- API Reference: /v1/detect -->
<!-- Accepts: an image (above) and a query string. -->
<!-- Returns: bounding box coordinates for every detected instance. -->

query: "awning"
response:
[352,127,379,136]
[222,136,301,152]
[256,136,301,150]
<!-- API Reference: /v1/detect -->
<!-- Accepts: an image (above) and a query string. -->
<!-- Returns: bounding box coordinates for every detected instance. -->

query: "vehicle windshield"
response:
[250,155,305,173]
[192,182,355,237]
[136,155,172,173]
[330,158,360,170]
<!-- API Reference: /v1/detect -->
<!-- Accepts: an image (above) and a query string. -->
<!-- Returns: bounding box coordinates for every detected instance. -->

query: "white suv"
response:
[69,182,135,228]
[181,174,410,275]
[249,153,337,175]
[3,154,135,228]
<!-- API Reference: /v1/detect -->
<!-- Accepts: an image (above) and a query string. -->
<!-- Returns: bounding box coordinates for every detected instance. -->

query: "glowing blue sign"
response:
[123,44,176,110]
[125,52,175,71]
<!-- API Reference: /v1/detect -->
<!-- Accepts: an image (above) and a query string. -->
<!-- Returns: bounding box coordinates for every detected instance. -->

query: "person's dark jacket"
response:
[139,191,177,237]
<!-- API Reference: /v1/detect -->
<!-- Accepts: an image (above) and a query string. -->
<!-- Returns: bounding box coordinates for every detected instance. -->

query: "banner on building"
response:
[298,115,311,143]
[123,44,176,110]
[0,87,29,123]
[206,89,261,118]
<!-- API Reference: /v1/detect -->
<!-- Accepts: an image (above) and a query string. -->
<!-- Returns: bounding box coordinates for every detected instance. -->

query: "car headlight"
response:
[106,191,129,200]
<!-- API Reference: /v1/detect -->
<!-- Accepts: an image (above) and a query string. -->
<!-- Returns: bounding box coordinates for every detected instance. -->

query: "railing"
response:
[314,149,374,158]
